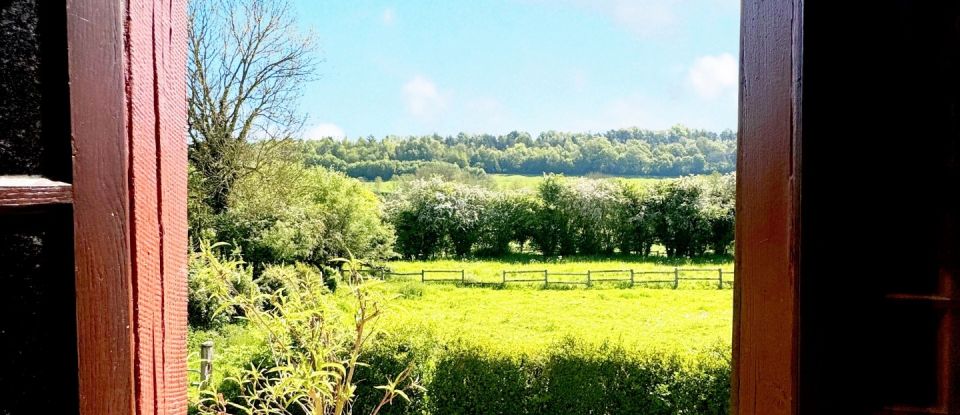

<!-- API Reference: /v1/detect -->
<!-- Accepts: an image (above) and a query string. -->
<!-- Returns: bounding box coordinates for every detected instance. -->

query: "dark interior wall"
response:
[799,1,960,413]
[0,209,79,414]
[0,0,78,413]
[0,0,71,180]
[0,0,43,174]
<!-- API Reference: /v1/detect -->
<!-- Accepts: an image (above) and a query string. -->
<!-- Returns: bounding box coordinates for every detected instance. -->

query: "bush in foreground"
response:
[355,335,730,415]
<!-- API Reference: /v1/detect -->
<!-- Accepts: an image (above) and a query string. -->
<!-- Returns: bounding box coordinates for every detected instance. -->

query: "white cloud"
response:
[382,8,396,26]
[403,76,447,119]
[305,123,346,139]
[687,53,738,100]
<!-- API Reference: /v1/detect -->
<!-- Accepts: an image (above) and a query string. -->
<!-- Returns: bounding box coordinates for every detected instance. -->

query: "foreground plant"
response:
[196,257,421,415]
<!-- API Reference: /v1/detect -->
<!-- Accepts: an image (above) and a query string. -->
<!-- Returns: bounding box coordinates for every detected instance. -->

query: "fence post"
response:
[673,267,679,289]
[502,270,506,284]
[461,269,466,284]
[200,340,214,387]
[718,268,723,289]
[543,270,548,287]
[587,270,592,287]
[421,270,425,283]
[630,269,635,288]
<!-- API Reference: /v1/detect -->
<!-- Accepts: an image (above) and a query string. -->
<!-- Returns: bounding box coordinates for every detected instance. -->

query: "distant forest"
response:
[301,125,737,180]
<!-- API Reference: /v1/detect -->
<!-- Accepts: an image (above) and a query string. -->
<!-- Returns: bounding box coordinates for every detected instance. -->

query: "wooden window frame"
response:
[737,1,959,414]
[734,0,802,413]
[19,0,954,412]
[66,0,189,413]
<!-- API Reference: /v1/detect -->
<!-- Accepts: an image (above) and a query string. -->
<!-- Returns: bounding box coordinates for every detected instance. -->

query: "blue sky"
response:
[292,0,740,139]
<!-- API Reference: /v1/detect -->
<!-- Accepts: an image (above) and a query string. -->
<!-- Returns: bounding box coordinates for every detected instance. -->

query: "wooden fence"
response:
[370,267,735,289]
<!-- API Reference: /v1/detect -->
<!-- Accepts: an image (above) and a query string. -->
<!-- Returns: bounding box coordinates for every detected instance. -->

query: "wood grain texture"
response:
[70,0,189,413]
[128,0,189,412]
[0,176,72,206]
[128,0,162,411]
[733,0,801,414]
[128,0,189,413]
[68,0,137,413]
[158,0,190,411]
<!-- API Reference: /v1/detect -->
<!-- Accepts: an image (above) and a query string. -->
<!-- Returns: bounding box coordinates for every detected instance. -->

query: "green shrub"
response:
[195,259,421,415]
[256,262,329,296]
[188,241,256,329]
[190,161,396,269]
[353,335,730,415]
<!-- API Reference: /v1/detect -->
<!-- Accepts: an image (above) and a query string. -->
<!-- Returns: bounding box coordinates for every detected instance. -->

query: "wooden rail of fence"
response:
[380,267,735,289]
[502,270,548,284]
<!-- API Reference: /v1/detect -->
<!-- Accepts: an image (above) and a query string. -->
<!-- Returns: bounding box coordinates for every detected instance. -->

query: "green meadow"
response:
[190,256,734,414]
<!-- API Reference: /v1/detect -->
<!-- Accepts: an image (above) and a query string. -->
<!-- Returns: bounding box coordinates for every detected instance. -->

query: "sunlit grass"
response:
[188,258,735,407]
[490,173,668,191]
[373,280,732,357]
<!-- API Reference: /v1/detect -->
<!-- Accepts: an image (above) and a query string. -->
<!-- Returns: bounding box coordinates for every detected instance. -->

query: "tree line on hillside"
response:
[302,125,737,180]
[386,174,735,259]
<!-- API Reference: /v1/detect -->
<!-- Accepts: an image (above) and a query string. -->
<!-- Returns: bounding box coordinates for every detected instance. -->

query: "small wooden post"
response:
[630,269,635,287]
[200,341,214,387]
[421,270,425,283]
[461,269,466,284]
[587,270,592,287]
[502,270,506,284]
[718,268,723,289]
[673,267,680,289]
[543,270,548,287]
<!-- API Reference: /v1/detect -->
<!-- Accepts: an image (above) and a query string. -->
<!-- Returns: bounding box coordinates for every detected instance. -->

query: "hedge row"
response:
[354,337,730,415]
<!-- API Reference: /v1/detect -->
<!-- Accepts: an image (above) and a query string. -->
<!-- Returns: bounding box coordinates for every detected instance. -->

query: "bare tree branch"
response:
[188,0,319,213]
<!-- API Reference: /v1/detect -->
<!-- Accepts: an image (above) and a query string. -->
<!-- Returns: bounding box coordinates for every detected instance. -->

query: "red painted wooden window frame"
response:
[44,0,959,412]
[736,1,959,414]
[734,0,802,413]
[66,0,188,413]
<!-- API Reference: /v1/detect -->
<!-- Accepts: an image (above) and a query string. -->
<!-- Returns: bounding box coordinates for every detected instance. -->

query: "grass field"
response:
[489,173,669,191]
[374,279,733,355]
[189,257,734,413]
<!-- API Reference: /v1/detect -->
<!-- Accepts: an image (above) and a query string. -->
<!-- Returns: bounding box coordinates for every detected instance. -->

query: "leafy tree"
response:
[385,179,454,259]
[188,0,318,213]
[386,179,490,258]
[191,158,395,269]
[530,175,575,256]
[301,126,736,180]
[385,174,735,259]
[612,181,654,255]
[476,191,536,256]
[701,173,736,255]
[645,178,711,257]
